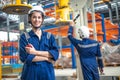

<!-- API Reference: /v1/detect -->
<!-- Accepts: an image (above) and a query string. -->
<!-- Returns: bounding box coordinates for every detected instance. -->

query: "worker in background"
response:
[68,21,104,80]
[19,5,59,80]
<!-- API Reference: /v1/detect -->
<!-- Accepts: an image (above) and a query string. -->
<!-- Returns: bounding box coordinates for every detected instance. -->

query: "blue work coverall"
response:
[19,29,59,80]
[68,26,104,80]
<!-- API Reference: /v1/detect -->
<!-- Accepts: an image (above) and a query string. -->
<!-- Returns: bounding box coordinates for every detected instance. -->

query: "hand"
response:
[25,44,36,54]
[26,44,32,48]
[99,68,104,75]
[47,58,55,64]
[70,21,75,27]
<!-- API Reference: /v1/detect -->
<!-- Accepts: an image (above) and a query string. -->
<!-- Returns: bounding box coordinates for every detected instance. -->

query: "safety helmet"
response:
[28,5,45,15]
[78,26,90,38]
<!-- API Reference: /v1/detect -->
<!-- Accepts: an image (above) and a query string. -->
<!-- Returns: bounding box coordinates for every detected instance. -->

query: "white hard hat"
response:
[28,5,44,15]
[78,26,90,38]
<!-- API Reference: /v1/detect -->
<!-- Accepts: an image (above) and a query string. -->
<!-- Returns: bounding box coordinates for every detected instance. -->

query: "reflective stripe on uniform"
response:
[97,57,103,59]
[68,33,72,35]
[47,32,51,39]
[78,43,98,48]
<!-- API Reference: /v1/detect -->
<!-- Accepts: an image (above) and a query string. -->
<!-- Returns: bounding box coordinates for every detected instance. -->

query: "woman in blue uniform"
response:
[68,22,104,80]
[19,5,59,80]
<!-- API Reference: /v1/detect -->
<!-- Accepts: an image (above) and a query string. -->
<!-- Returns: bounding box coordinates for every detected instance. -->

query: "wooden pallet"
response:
[2,75,18,78]
[104,63,120,67]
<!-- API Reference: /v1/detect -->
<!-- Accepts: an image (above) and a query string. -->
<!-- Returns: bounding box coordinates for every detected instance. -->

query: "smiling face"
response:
[30,11,44,29]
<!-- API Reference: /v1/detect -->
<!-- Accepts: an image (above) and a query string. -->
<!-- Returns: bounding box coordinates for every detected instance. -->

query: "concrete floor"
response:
[55,66,120,76]
[2,67,120,80]
[55,67,120,80]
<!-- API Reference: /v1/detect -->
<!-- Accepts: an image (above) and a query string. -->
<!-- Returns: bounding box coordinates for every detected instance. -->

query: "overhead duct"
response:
[94,1,120,12]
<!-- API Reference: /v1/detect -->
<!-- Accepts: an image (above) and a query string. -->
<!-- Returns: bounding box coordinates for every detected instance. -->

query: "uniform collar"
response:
[29,29,44,37]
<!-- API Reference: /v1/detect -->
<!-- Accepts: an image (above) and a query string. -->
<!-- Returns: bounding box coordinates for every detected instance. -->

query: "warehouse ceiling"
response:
[0,0,120,33]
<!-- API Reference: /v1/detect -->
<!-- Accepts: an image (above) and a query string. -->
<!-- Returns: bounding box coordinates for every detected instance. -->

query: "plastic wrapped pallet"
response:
[101,42,120,66]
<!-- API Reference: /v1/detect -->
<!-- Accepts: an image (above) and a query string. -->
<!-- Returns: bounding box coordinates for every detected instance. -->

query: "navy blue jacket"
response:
[68,26,104,80]
[19,29,59,80]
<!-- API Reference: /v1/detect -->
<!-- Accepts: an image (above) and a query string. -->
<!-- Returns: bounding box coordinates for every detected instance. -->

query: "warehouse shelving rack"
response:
[88,12,119,42]
[41,0,120,69]
[1,41,22,79]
